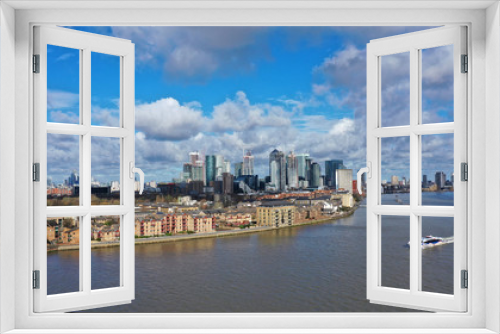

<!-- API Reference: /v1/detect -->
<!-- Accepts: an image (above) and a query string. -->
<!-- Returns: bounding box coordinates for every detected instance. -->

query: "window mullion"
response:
[82,47,92,294]
[409,47,419,294]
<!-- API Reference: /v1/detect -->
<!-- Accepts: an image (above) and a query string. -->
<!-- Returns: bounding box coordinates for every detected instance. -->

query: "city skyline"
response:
[46,26,454,185]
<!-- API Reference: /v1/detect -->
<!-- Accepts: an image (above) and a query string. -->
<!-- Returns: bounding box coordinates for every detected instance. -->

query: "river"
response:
[47,192,455,312]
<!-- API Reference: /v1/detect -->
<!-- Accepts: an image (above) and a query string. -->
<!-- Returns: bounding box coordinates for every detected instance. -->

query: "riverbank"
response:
[49,203,360,252]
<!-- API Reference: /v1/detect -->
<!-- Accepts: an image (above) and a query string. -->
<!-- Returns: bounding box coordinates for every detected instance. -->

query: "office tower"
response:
[435,171,446,189]
[222,172,234,194]
[311,163,321,188]
[192,164,204,183]
[325,159,345,188]
[223,160,231,174]
[243,150,254,175]
[305,157,312,182]
[296,153,309,180]
[205,155,216,184]
[287,152,299,189]
[336,169,353,194]
[68,170,79,186]
[234,162,243,178]
[182,163,192,181]
[269,149,287,191]
[401,176,406,186]
[215,155,224,178]
[189,151,200,165]
[391,175,399,186]
[423,174,428,187]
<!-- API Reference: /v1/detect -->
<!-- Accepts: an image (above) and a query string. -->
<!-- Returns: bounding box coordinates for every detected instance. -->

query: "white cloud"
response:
[135,98,205,141]
[47,90,79,109]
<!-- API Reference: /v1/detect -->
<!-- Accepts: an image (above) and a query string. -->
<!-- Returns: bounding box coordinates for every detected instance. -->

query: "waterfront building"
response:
[205,155,216,184]
[336,169,353,194]
[256,201,295,227]
[243,150,255,175]
[135,214,215,237]
[435,171,446,189]
[269,149,287,191]
[287,152,299,189]
[234,162,243,178]
[391,175,399,186]
[423,174,428,188]
[325,159,345,188]
[311,162,321,188]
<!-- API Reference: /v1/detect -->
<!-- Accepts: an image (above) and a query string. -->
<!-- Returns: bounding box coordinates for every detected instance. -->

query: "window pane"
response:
[381,137,410,205]
[91,52,120,127]
[47,216,80,295]
[381,52,410,127]
[91,215,121,290]
[47,45,80,124]
[421,216,454,294]
[91,137,121,205]
[47,133,80,206]
[421,133,454,206]
[381,215,410,290]
[421,45,454,124]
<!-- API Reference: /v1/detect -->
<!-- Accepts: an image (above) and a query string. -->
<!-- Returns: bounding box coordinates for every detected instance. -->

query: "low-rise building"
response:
[256,201,295,227]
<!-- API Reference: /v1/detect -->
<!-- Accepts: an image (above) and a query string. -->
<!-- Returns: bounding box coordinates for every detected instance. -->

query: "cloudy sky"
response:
[46,26,455,185]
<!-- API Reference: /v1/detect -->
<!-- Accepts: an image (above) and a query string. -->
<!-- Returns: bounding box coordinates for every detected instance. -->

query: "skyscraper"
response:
[223,160,231,174]
[215,155,224,178]
[305,157,312,182]
[435,171,446,189]
[269,149,286,191]
[243,150,254,175]
[423,174,428,187]
[205,155,216,184]
[311,163,321,188]
[222,172,234,194]
[189,151,200,165]
[296,153,309,180]
[287,152,299,189]
[391,175,399,185]
[234,162,243,178]
[325,159,345,188]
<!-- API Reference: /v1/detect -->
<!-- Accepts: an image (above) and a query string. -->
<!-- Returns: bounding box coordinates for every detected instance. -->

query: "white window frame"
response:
[1,1,499,333]
[33,25,136,313]
[366,26,467,312]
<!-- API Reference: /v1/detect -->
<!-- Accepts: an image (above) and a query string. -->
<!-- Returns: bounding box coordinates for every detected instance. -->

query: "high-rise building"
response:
[223,160,231,174]
[325,159,345,188]
[222,172,234,194]
[336,169,353,194]
[269,149,287,191]
[435,171,446,189]
[215,155,224,178]
[68,170,79,186]
[189,151,200,165]
[182,163,192,181]
[305,157,312,182]
[192,164,204,183]
[311,163,321,188]
[287,152,299,189]
[205,155,216,184]
[243,150,254,175]
[296,154,309,180]
[234,162,243,178]
[391,175,399,185]
[423,174,428,187]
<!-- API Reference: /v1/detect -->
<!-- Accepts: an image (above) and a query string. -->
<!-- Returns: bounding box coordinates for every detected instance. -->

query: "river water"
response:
[48,192,455,312]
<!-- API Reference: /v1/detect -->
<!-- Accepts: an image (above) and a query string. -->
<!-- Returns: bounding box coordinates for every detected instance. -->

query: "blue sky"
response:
[46,26,455,185]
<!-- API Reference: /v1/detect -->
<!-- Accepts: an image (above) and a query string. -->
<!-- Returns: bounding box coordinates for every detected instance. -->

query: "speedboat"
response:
[407,235,453,249]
